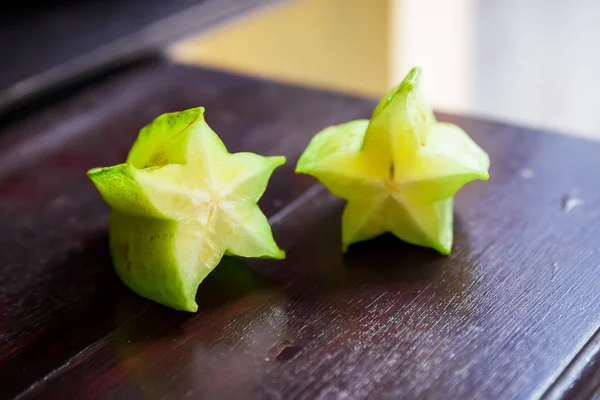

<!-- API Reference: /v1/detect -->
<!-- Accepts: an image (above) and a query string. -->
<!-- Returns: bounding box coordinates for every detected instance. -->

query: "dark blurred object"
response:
[0,0,281,116]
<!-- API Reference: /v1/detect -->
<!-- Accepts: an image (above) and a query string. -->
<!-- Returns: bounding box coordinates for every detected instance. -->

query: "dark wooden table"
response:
[0,60,598,400]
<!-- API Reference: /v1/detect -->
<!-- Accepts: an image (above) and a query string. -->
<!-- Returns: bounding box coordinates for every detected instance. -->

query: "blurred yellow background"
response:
[170,0,391,97]
[170,0,600,139]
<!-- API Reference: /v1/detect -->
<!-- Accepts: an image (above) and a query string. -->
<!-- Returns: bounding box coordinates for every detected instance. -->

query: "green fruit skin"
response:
[109,211,208,312]
[88,107,286,312]
[88,165,199,311]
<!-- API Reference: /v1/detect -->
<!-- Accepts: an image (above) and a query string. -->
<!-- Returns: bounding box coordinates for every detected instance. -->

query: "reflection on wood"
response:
[0,61,598,399]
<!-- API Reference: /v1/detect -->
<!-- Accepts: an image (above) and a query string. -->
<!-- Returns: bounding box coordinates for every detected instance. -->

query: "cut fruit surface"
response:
[296,67,489,254]
[88,107,285,311]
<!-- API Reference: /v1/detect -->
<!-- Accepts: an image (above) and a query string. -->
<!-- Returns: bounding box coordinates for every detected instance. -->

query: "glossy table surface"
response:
[0,61,598,399]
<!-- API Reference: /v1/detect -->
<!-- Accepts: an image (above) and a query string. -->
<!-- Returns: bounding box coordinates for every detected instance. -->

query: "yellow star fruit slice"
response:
[296,67,490,255]
[87,107,285,311]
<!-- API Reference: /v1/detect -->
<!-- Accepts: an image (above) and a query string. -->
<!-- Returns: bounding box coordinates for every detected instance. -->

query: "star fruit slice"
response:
[87,107,285,311]
[296,67,490,254]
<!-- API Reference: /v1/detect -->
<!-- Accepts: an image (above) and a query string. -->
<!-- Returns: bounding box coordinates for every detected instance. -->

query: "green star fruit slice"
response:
[296,67,489,254]
[369,67,490,202]
[87,107,285,312]
[296,120,390,200]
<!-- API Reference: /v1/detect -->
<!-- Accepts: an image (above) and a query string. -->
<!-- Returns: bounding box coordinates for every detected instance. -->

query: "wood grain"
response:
[0,61,598,399]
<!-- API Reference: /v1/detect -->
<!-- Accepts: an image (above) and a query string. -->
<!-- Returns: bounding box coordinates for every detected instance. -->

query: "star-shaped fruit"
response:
[88,107,285,311]
[296,67,490,254]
